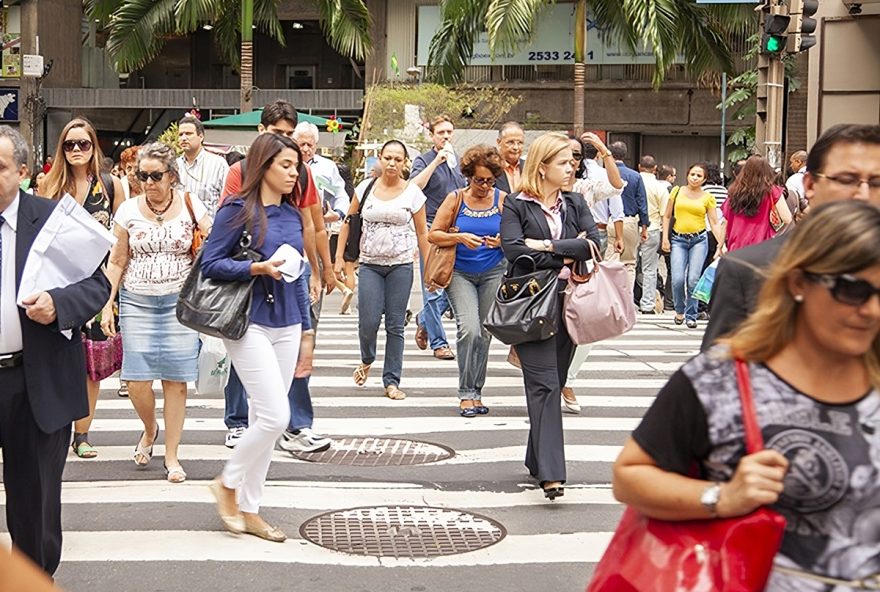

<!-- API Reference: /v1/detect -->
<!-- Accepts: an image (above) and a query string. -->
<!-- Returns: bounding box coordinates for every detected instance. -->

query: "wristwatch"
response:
[543,239,552,251]
[700,483,722,517]
[600,151,613,159]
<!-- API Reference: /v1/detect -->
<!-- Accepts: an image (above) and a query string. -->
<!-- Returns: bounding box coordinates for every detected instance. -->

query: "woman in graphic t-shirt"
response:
[661,163,724,328]
[101,142,212,484]
[334,140,430,400]
[611,201,880,591]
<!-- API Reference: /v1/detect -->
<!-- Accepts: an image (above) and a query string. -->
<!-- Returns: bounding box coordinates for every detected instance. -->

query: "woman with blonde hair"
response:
[101,142,212,482]
[612,200,880,590]
[43,117,124,459]
[500,132,600,500]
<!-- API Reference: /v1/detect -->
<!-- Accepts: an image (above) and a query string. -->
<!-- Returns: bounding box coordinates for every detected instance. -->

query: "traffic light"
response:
[788,0,819,53]
[761,14,791,56]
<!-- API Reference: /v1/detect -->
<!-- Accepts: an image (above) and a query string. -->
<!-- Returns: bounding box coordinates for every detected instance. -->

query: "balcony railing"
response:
[43,88,364,111]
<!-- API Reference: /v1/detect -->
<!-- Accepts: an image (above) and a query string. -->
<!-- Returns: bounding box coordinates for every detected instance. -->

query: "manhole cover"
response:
[288,437,454,466]
[300,505,506,558]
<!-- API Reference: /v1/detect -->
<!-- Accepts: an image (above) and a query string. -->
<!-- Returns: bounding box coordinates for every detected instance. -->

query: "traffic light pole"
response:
[755,4,788,170]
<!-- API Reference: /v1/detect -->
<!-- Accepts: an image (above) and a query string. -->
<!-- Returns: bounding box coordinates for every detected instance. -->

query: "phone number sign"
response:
[416,3,675,67]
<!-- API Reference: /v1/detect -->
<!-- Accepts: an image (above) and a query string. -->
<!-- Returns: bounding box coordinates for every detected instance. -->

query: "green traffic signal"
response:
[765,35,784,53]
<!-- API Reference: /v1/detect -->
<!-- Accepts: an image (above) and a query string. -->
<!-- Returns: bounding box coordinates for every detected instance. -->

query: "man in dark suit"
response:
[0,126,111,574]
[702,123,880,350]
[494,121,525,194]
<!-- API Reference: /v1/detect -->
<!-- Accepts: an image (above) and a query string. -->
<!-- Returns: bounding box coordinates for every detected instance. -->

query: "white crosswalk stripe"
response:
[1,296,705,587]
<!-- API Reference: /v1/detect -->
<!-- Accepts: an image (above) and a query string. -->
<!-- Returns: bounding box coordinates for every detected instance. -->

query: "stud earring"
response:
[793,294,804,303]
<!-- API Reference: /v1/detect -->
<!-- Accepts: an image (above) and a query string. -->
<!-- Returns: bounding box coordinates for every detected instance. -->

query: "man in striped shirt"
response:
[177,115,229,218]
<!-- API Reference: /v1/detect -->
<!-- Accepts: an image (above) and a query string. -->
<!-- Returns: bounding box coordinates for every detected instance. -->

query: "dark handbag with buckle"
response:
[176,230,262,340]
[483,255,560,345]
[587,359,786,592]
[343,178,377,263]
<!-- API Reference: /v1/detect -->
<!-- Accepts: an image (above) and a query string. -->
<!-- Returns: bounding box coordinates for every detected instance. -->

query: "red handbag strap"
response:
[735,359,765,454]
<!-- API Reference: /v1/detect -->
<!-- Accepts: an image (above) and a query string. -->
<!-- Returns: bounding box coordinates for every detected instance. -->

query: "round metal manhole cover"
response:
[287,436,454,466]
[300,505,507,558]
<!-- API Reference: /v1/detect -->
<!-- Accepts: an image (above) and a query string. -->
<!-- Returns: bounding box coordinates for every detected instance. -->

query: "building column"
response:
[365,0,387,86]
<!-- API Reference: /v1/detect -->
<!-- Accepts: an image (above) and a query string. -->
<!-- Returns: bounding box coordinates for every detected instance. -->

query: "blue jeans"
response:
[359,263,413,387]
[417,254,449,350]
[445,261,506,400]
[223,269,315,431]
[670,232,708,321]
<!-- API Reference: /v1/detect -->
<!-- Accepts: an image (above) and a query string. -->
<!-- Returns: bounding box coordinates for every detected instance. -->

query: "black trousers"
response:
[514,290,574,485]
[0,365,70,575]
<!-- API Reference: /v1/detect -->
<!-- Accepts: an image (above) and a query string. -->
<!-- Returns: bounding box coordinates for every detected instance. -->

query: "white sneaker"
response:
[225,427,246,448]
[278,428,331,453]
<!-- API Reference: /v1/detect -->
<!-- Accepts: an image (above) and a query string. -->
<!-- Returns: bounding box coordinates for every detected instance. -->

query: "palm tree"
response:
[84,0,372,112]
[428,0,754,134]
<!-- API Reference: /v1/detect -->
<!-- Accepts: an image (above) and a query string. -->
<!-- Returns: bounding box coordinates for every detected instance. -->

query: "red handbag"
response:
[587,360,787,592]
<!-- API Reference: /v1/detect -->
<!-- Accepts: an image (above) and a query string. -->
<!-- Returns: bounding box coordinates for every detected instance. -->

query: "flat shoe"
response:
[340,289,354,315]
[674,315,685,325]
[353,363,371,386]
[384,385,406,400]
[459,406,477,418]
[243,515,287,543]
[473,405,489,415]
[433,346,455,360]
[164,464,187,484]
[415,324,428,350]
[72,439,98,459]
[133,425,159,466]
[686,319,698,329]
[208,477,245,534]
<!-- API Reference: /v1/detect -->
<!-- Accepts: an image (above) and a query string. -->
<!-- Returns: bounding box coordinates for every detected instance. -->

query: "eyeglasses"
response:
[471,177,496,187]
[804,272,880,306]
[136,170,168,182]
[571,152,583,160]
[812,172,880,191]
[62,139,93,152]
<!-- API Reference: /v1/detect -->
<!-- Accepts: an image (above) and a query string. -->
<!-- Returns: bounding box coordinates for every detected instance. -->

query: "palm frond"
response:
[485,0,550,57]
[254,0,286,48]
[83,0,124,25]
[104,0,177,72]
[426,0,490,84]
[314,0,372,61]
[174,0,218,31]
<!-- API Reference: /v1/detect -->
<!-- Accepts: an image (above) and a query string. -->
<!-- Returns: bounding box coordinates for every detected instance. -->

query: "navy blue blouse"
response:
[200,199,311,330]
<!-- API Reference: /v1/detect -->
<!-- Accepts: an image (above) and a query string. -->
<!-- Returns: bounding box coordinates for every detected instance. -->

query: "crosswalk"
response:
[1,294,704,591]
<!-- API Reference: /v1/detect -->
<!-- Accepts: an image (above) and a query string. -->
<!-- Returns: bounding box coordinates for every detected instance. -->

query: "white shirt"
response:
[307,154,350,233]
[0,195,22,353]
[786,167,806,203]
[177,147,229,219]
[585,159,625,224]
[355,182,426,266]
[641,172,670,232]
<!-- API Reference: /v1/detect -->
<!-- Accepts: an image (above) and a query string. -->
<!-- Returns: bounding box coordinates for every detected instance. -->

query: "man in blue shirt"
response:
[607,141,648,287]
[410,115,466,360]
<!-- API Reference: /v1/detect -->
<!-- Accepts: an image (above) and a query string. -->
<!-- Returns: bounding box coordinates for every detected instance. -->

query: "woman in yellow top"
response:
[661,163,724,328]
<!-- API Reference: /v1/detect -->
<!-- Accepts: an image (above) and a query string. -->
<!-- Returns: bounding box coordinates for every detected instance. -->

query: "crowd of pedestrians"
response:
[2,99,880,591]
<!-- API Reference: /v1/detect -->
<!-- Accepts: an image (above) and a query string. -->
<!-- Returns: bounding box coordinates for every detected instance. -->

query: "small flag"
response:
[390,53,400,78]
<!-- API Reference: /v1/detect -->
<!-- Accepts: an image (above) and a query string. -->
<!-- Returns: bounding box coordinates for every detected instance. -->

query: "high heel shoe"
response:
[208,477,245,534]
[561,387,581,415]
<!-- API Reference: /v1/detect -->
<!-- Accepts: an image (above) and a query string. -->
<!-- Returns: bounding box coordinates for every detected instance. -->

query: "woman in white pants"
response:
[200,134,312,542]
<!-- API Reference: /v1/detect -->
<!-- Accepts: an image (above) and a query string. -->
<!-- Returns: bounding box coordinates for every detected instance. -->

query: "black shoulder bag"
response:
[176,230,263,340]
[483,255,561,345]
[342,178,378,263]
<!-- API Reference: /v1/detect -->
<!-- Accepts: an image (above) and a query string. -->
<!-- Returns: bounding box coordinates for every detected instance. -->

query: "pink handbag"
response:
[563,240,636,345]
[83,332,123,382]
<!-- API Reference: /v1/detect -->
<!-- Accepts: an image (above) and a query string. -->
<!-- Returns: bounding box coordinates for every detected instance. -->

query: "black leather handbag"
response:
[343,178,377,263]
[176,230,262,340]
[484,255,561,345]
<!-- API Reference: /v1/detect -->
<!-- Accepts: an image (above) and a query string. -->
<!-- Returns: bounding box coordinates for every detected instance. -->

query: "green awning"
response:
[203,110,348,128]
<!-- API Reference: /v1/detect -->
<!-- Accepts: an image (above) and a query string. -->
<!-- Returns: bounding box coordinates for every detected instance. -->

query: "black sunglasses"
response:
[62,139,93,152]
[136,170,169,182]
[571,152,583,159]
[804,272,880,306]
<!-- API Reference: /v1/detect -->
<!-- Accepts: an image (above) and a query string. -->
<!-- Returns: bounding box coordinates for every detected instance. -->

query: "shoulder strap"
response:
[239,158,247,185]
[99,171,115,203]
[735,359,764,454]
[183,191,197,224]
[357,178,378,215]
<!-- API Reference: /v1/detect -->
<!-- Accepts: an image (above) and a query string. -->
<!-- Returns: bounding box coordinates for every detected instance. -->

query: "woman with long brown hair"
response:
[43,118,124,459]
[613,200,880,590]
[721,154,792,252]
[201,133,311,542]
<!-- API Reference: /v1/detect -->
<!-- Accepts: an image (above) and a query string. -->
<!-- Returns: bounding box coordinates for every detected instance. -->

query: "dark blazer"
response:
[701,234,789,351]
[494,158,526,194]
[501,191,601,272]
[13,191,111,433]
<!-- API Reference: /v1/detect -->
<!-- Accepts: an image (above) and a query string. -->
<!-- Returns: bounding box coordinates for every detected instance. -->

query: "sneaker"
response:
[225,426,246,448]
[278,428,331,453]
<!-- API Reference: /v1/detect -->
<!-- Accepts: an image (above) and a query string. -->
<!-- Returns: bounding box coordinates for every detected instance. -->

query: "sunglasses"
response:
[804,272,880,306]
[571,152,583,159]
[136,170,168,182]
[62,139,93,152]
[471,177,496,187]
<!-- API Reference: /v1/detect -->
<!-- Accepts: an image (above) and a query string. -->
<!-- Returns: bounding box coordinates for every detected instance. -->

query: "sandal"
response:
[384,385,406,400]
[72,436,98,459]
[353,363,371,386]
[164,463,187,484]
[134,425,159,466]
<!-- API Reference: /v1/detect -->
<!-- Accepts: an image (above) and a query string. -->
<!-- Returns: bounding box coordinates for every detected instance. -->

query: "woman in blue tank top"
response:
[428,145,508,417]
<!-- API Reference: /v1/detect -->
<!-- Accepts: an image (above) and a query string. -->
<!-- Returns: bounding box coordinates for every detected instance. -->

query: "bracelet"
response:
[601,152,613,159]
